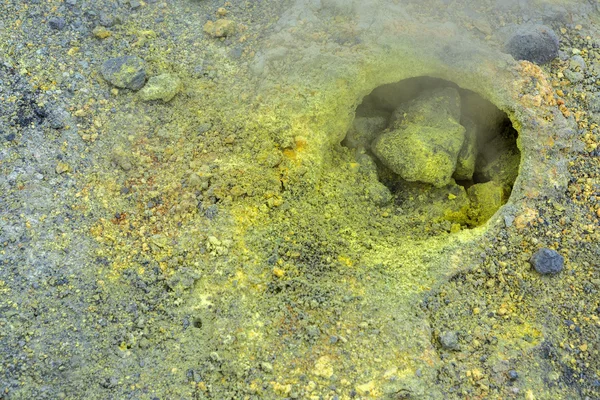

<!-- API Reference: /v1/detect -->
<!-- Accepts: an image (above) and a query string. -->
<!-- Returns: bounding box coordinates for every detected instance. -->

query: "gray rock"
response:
[563,69,584,83]
[344,115,388,149]
[587,92,600,113]
[570,55,587,72]
[530,248,564,275]
[99,13,115,27]
[505,24,559,65]
[48,17,66,30]
[439,331,459,351]
[47,108,70,129]
[100,56,146,90]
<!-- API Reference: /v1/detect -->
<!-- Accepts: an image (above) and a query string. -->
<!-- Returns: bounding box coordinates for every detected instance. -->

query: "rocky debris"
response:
[396,180,470,226]
[467,181,504,225]
[47,107,70,129]
[439,331,460,351]
[454,118,477,181]
[505,24,559,65]
[139,73,182,102]
[344,115,387,149]
[48,17,66,30]
[100,56,146,90]
[111,148,133,171]
[372,88,465,188]
[530,248,564,275]
[203,19,236,38]
[347,82,521,227]
[92,26,111,39]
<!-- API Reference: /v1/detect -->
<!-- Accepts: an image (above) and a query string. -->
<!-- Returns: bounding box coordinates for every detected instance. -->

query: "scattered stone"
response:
[55,162,70,174]
[99,13,115,27]
[93,26,111,39]
[365,181,393,206]
[530,248,564,275]
[505,24,559,65]
[100,56,146,90]
[139,73,182,102]
[260,362,274,373]
[570,55,586,72]
[313,356,333,379]
[395,181,470,225]
[205,204,218,219]
[112,148,133,171]
[344,115,387,149]
[129,0,142,10]
[203,19,236,38]
[439,331,459,351]
[47,108,69,129]
[563,69,584,83]
[48,17,66,30]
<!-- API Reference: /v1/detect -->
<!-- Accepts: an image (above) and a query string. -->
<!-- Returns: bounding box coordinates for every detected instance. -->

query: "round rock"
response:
[100,56,147,90]
[505,24,559,65]
[530,248,564,275]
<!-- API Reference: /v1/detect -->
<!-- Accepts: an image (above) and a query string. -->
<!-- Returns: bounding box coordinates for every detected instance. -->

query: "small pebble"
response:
[439,331,460,351]
[530,248,564,275]
[48,17,66,30]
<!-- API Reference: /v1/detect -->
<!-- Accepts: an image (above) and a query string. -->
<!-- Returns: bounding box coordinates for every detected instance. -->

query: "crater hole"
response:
[343,76,520,232]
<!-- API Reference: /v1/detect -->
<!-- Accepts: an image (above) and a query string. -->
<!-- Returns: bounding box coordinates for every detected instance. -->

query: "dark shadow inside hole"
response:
[343,76,520,230]
[192,317,203,329]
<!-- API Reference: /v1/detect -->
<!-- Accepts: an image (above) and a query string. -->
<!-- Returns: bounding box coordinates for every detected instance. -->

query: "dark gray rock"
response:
[439,331,459,351]
[530,248,564,275]
[505,24,559,65]
[100,56,146,90]
[48,17,66,30]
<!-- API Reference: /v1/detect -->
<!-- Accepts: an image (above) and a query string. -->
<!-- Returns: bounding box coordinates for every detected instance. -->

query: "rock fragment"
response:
[48,17,66,30]
[372,87,465,187]
[439,331,459,351]
[139,73,182,102]
[530,248,564,275]
[203,19,236,38]
[100,56,146,90]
